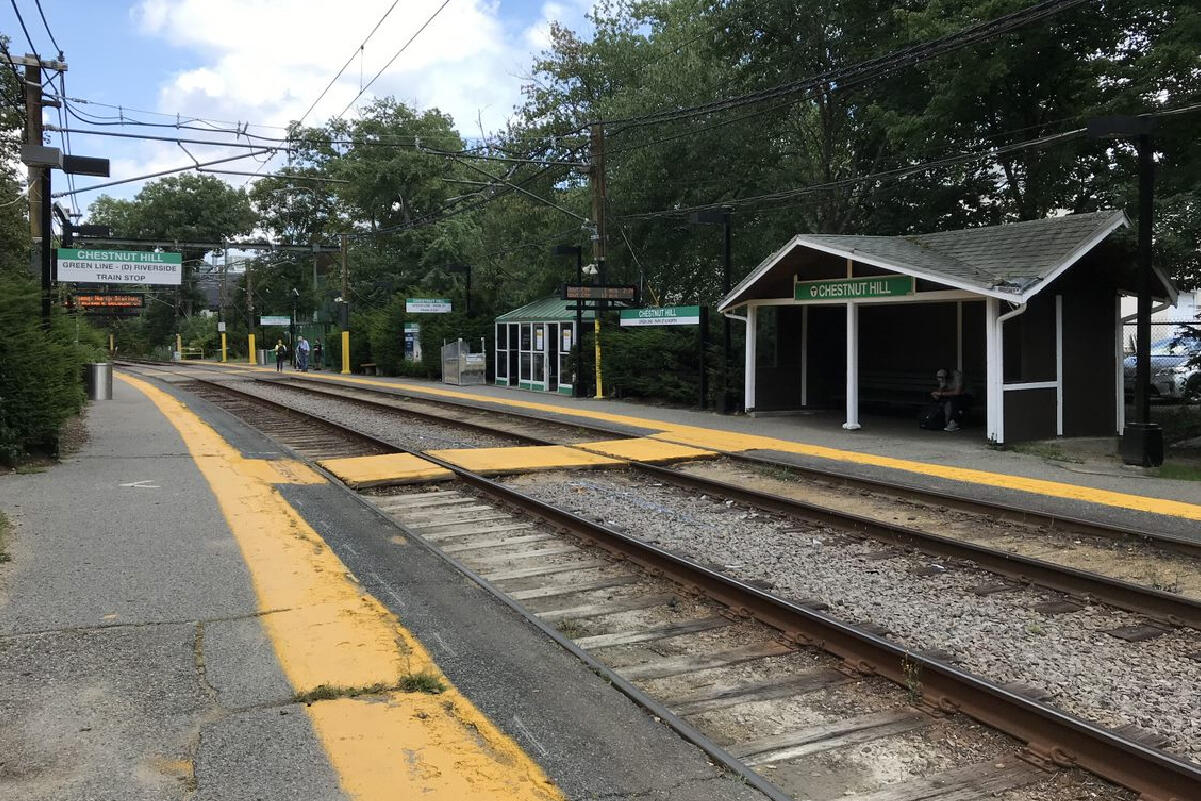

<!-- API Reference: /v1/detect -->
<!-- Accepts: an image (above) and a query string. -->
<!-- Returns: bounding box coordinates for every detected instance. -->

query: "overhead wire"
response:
[51,148,276,198]
[7,0,38,56]
[334,0,454,120]
[31,0,60,59]
[606,0,1091,132]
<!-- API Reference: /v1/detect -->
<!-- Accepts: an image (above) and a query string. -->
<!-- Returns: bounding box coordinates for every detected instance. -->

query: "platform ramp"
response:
[426,445,621,476]
[574,437,716,464]
[318,452,454,488]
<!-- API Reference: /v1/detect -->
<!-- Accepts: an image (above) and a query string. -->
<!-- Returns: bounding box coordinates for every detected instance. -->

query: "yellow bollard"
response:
[108,332,114,354]
[220,332,227,363]
[248,333,257,365]
[175,333,182,360]
[340,329,351,375]
[593,317,604,399]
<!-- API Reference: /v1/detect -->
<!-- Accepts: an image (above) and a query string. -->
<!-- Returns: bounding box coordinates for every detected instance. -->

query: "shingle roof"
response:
[495,296,595,323]
[720,210,1139,310]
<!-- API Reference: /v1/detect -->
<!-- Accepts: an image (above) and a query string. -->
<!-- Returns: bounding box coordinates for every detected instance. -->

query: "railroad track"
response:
[160,371,1201,801]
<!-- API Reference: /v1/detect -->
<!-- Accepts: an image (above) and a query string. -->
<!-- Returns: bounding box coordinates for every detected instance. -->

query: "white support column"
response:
[800,305,809,407]
[744,305,757,413]
[1055,295,1064,437]
[1115,296,1125,434]
[843,301,860,430]
[985,297,1002,443]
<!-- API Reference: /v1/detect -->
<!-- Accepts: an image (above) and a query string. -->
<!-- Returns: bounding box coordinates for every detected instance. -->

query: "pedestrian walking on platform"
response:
[312,339,323,370]
[274,339,287,372]
[297,336,311,372]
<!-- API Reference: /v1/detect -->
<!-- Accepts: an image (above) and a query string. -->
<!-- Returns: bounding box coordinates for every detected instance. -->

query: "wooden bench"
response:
[836,369,982,420]
[359,362,378,376]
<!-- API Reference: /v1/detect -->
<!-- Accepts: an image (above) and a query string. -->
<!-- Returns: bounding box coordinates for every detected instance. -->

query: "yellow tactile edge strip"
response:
[204,362,1201,522]
[117,373,563,801]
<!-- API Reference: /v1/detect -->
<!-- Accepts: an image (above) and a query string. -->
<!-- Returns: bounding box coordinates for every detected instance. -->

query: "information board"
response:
[406,298,452,313]
[562,284,638,301]
[260,315,291,326]
[620,305,702,327]
[56,248,182,286]
[75,293,144,310]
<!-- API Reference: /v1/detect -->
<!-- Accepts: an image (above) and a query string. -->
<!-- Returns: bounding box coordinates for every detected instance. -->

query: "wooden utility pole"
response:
[340,233,351,374]
[23,58,43,243]
[588,122,607,398]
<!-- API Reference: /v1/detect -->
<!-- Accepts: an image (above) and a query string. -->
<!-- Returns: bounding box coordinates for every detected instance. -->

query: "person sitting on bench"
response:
[932,368,966,432]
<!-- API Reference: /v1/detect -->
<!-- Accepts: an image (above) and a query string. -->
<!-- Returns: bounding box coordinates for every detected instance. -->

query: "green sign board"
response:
[406,298,452,313]
[619,305,702,327]
[260,315,291,326]
[794,275,914,302]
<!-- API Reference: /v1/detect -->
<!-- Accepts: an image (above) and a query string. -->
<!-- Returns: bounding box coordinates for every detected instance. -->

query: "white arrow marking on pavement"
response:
[119,480,160,488]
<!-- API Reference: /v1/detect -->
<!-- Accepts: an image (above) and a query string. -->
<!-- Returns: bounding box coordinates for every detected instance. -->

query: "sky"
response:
[4,0,592,217]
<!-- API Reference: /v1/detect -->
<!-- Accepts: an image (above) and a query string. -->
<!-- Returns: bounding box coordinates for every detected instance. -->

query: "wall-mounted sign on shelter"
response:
[495,297,594,395]
[719,211,1176,444]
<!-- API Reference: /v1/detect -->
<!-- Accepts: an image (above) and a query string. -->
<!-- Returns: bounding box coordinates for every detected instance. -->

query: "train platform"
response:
[0,372,764,801]
[200,361,1201,544]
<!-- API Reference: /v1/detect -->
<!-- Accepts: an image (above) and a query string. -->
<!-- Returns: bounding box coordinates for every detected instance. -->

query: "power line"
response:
[296,0,402,126]
[621,128,1088,219]
[335,0,454,120]
[608,0,1091,132]
[8,0,38,56]
[447,154,587,221]
[51,148,275,198]
[32,0,60,58]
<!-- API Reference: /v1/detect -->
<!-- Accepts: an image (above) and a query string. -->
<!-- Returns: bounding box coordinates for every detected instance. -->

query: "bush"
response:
[0,275,102,463]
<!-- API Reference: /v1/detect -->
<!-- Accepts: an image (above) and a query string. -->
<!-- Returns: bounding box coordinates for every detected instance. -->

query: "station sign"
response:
[260,315,291,326]
[75,293,144,310]
[56,248,182,286]
[794,275,913,302]
[620,305,701,327]
[562,284,638,302]
[406,298,452,313]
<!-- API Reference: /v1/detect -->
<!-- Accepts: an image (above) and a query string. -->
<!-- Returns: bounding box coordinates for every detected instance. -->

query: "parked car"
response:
[1123,330,1201,401]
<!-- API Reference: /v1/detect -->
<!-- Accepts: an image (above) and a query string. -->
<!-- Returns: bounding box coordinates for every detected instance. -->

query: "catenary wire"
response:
[32,0,60,58]
[8,0,38,56]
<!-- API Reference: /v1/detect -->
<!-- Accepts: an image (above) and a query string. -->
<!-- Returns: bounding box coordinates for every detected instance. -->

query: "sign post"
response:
[56,248,183,285]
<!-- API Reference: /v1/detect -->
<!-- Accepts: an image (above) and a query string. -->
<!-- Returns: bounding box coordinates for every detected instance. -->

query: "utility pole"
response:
[219,246,228,362]
[340,233,351,375]
[588,122,607,399]
[23,58,43,245]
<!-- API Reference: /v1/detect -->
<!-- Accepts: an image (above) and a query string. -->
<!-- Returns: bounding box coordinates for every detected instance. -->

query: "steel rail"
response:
[253,373,1201,630]
[248,369,1201,557]
[174,371,1201,801]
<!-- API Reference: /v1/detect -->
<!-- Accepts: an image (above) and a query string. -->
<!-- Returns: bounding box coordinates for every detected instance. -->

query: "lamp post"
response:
[446,263,473,316]
[1088,116,1161,467]
[691,207,733,412]
[553,245,584,397]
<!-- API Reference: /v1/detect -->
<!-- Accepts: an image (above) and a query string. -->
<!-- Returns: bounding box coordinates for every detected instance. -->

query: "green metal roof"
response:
[495,296,595,323]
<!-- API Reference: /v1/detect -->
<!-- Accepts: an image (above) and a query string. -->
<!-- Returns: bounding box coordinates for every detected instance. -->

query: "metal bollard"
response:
[84,362,113,400]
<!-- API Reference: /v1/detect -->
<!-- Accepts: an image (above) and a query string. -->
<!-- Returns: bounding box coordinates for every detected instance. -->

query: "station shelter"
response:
[494,298,593,395]
[718,211,1176,444]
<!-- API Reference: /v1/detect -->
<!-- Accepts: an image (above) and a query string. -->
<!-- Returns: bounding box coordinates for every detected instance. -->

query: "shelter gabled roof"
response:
[718,210,1171,310]
[495,296,595,323]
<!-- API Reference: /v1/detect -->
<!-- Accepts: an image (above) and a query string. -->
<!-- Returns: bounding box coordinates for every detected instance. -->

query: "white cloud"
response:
[131,0,587,135]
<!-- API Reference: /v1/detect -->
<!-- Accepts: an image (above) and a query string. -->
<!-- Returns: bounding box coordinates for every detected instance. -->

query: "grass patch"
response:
[555,619,586,639]
[294,672,446,704]
[1152,461,1201,482]
[14,464,45,475]
[1008,442,1084,464]
[0,510,10,564]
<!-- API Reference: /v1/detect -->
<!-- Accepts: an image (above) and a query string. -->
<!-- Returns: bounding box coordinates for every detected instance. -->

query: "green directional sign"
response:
[794,275,913,302]
[619,305,702,327]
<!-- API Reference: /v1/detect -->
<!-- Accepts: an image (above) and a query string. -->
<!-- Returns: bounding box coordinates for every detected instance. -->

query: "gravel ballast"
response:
[504,470,1201,763]
[229,381,519,451]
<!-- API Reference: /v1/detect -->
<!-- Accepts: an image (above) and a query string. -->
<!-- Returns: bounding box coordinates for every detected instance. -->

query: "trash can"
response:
[258,348,273,367]
[84,362,113,400]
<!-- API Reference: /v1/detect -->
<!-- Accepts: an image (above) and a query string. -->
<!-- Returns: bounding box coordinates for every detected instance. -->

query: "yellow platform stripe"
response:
[426,444,621,475]
[203,362,1201,522]
[118,373,563,801]
[319,452,454,488]
[574,437,717,464]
